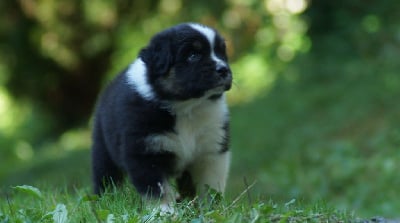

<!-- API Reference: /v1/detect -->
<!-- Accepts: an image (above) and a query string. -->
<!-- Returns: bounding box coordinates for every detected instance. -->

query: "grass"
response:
[0,184,354,222]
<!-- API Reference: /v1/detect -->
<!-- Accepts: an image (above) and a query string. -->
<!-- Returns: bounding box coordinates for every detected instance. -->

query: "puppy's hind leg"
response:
[92,130,123,194]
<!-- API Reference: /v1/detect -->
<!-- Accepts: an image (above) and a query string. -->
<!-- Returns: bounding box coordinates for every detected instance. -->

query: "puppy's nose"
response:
[216,63,229,78]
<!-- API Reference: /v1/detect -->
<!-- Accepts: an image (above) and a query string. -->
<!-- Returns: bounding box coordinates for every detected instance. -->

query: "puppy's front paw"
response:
[159,203,175,216]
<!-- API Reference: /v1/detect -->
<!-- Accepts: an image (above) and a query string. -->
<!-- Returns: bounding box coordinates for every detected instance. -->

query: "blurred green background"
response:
[1,0,400,217]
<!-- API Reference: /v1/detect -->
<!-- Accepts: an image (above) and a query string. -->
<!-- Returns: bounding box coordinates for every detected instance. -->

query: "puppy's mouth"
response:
[207,72,232,99]
[215,71,232,91]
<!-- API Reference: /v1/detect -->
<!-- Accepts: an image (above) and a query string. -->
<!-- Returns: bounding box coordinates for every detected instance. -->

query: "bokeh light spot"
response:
[362,15,381,33]
[15,141,34,160]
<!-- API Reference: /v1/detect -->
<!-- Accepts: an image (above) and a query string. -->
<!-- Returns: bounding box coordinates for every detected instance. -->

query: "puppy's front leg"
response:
[124,153,177,205]
[189,151,231,196]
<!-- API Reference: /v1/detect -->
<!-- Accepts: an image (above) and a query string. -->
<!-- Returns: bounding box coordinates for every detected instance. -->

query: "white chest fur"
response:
[146,96,229,173]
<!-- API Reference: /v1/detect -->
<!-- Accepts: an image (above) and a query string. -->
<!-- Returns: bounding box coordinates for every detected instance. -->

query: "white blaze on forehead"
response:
[189,23,216,47]
[189,23,227,67]
[126,58,156,100]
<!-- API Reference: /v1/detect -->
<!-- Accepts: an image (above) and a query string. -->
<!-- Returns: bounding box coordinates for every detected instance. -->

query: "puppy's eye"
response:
[187,52,202,62]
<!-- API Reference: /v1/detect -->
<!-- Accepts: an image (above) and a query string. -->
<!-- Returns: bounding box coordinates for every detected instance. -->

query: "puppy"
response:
[91,23,232,205]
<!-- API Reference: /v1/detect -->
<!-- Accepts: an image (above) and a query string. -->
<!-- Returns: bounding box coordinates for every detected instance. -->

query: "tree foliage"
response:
[0,0,309,132]
[0,1,161,129]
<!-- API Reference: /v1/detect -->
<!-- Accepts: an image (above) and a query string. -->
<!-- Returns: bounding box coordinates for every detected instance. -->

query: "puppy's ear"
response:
[139,32,174,77]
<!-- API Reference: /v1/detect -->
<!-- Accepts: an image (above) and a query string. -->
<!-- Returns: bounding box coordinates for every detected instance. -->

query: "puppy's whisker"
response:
[232,80,240,90]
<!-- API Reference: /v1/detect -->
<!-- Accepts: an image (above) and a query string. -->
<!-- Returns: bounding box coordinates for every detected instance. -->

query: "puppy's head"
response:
[138,23,232,101]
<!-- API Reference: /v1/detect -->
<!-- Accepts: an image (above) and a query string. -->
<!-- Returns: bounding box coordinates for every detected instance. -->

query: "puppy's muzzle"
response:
[216,63,232,90]
[216,63,230,78]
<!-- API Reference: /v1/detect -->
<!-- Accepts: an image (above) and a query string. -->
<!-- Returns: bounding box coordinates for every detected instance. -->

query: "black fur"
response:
[176,170,196,199]
[140,24,231,100]
[92,74,177,196]
[91,23,232,200]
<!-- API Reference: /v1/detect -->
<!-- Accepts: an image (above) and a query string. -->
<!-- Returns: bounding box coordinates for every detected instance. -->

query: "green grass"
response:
[0,185,354,222]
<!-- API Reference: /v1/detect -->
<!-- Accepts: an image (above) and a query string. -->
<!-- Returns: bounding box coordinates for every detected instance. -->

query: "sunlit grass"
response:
[0,184,355,222]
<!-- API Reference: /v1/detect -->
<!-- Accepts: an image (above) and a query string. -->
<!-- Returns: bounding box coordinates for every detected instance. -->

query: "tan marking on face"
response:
[161,68,182,94]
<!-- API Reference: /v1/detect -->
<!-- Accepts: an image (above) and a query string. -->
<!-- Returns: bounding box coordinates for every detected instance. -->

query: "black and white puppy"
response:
[91,23,232,205]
